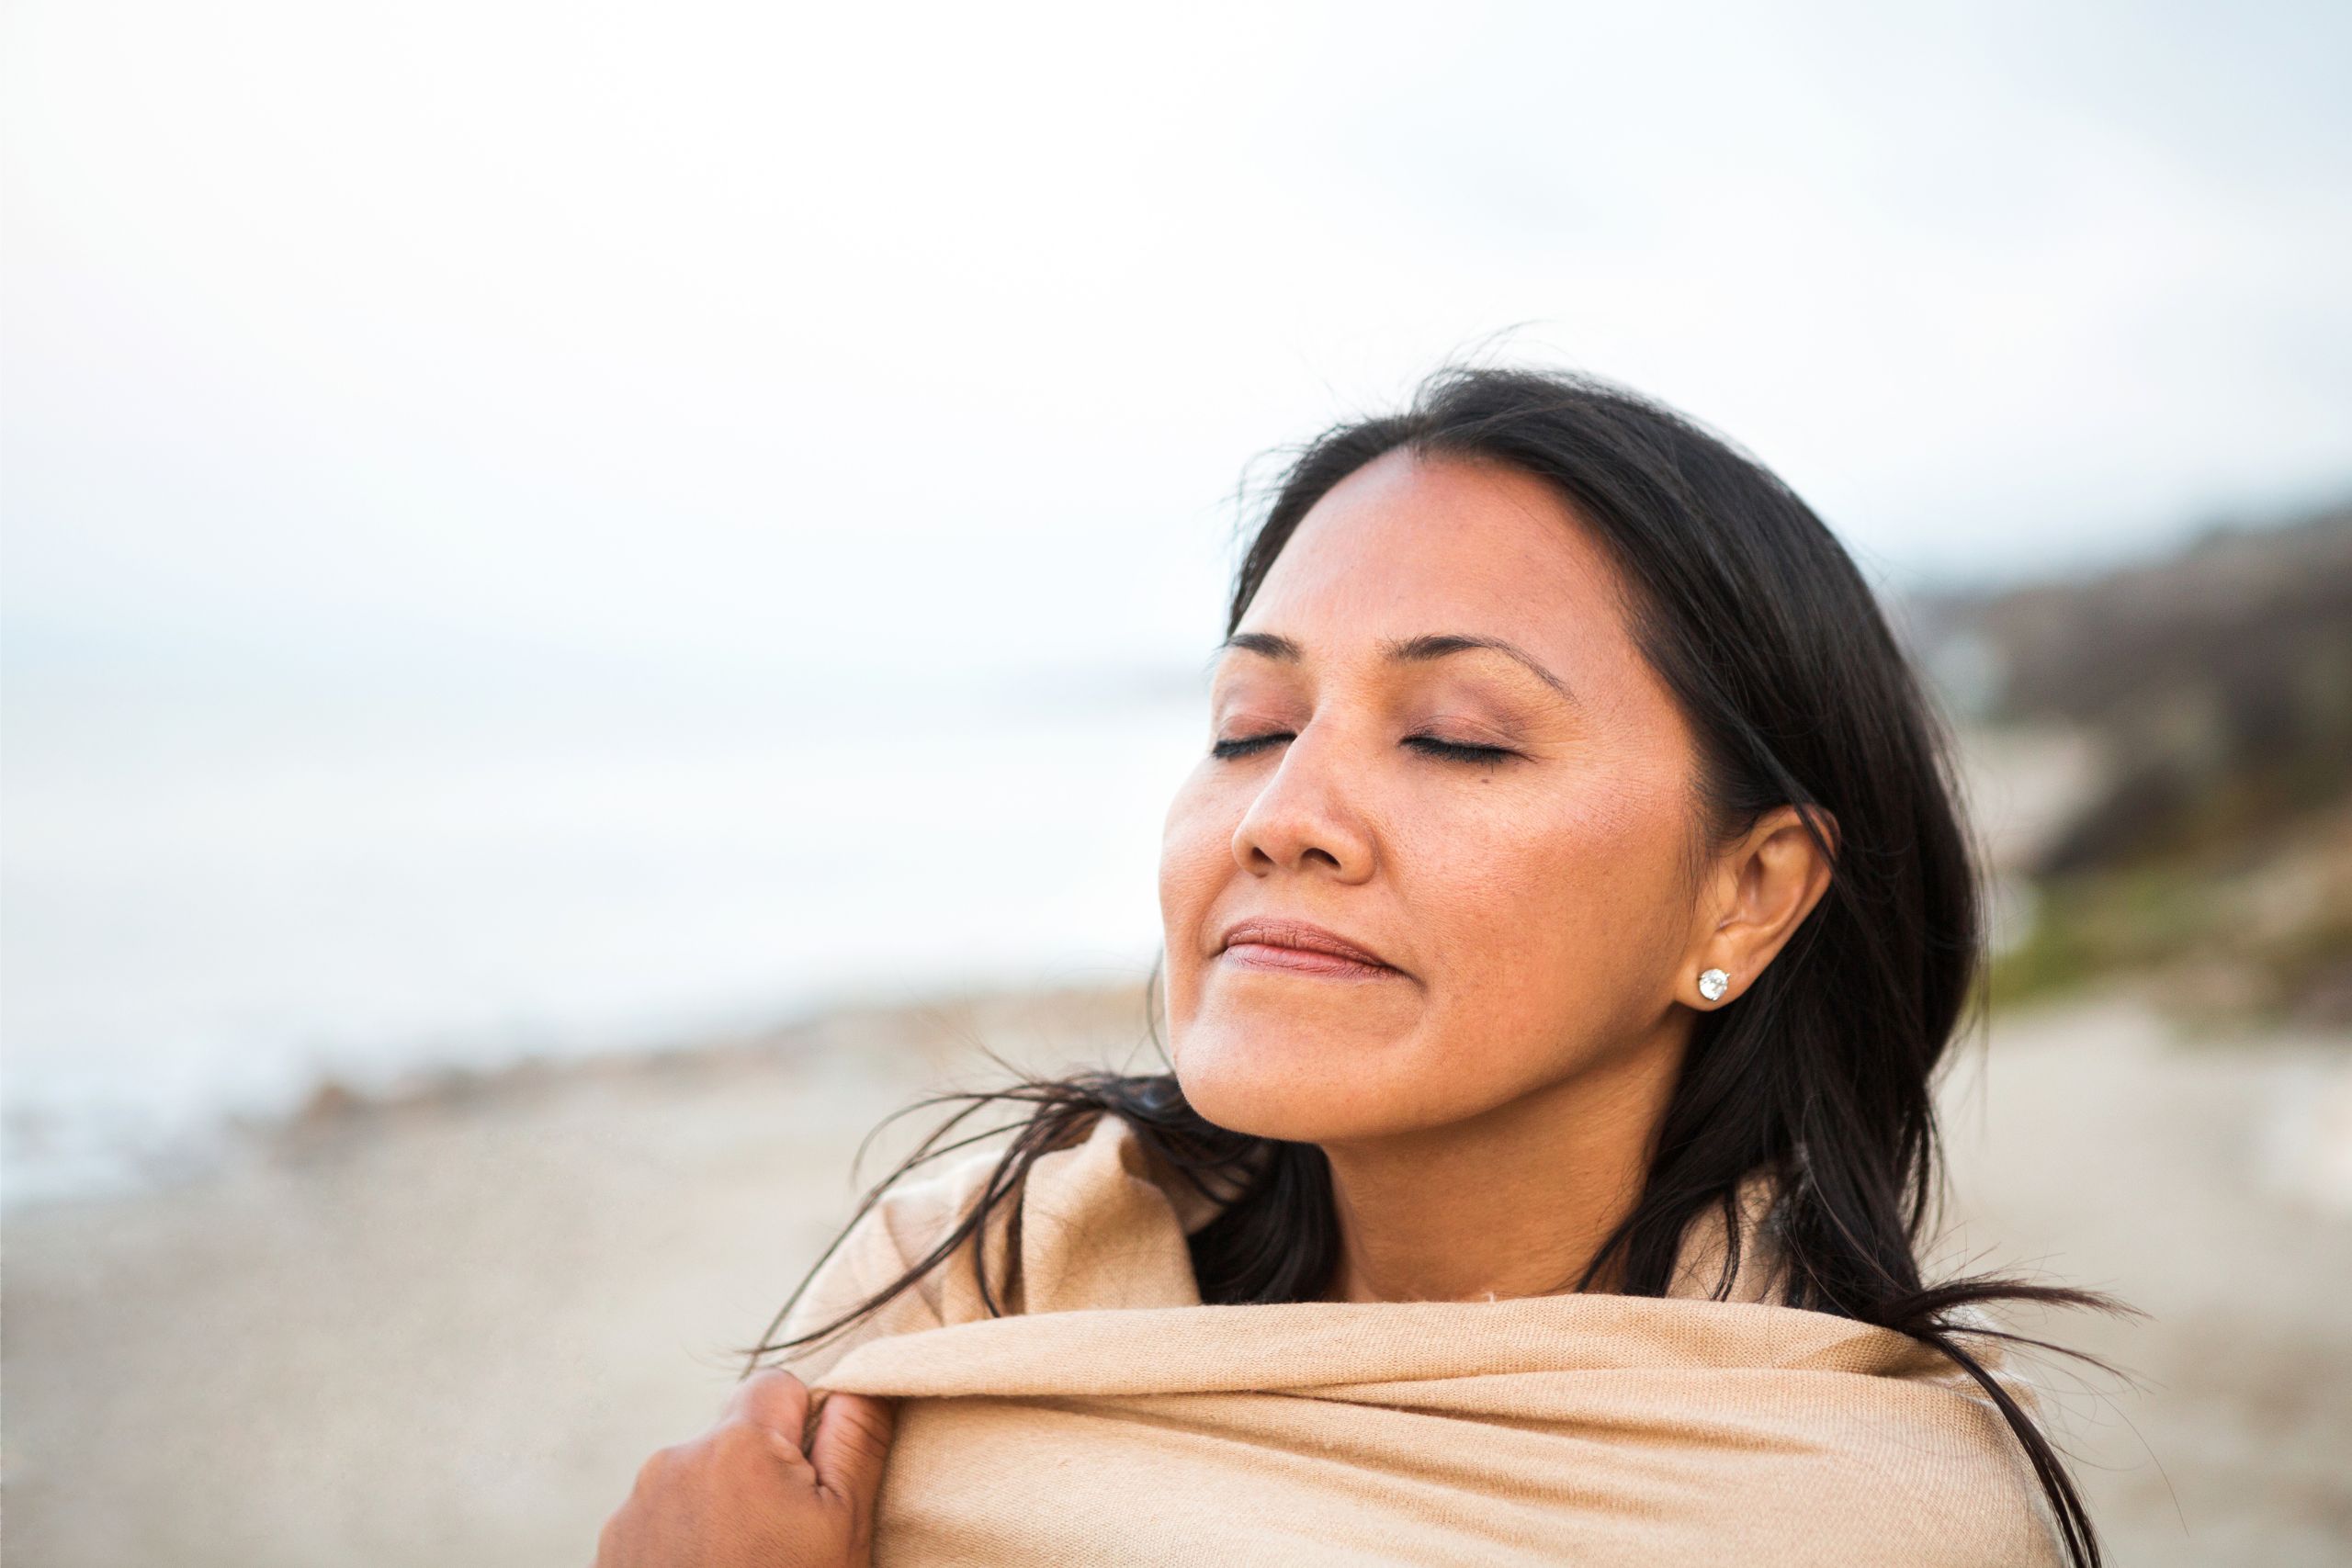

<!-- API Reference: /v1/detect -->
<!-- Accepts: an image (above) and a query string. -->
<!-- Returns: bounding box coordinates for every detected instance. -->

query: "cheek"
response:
[1157,769,1236,1004]
[1402,773,1690,1044]
[1158,766,1233,910]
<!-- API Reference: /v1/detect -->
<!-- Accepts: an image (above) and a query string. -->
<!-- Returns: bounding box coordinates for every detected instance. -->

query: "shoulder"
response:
[1816,1314,2075,1567]
[771,1138,1014,1384]
[770,1107,1215,1379]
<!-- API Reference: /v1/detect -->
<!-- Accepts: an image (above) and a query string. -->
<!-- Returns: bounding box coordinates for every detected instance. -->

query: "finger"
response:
[719,1368,811,1450]
[809,1392,898,1511]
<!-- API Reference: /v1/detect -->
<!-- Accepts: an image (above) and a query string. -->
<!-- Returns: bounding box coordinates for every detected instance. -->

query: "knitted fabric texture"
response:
[775,1110,2064,1566]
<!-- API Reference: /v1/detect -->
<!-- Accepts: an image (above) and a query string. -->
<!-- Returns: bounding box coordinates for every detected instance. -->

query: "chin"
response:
[1169,990,1428,1145]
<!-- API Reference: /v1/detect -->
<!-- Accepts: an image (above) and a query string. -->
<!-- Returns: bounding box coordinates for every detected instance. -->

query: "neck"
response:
[1312,1025,1688,1304]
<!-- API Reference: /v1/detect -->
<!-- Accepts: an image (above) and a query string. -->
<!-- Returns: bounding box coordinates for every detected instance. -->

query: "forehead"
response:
[1238,448,1634,660]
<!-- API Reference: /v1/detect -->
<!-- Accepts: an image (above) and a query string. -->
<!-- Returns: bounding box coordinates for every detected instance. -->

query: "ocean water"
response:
[0,663,1208,1206]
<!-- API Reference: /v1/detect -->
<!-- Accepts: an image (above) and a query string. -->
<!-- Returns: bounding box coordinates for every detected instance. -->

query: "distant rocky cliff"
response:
[1903,500,2352,1022]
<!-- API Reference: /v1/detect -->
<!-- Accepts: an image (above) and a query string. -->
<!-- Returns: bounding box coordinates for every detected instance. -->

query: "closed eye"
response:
[1208,733,1519,765]
[1404,736,1519,764]
[1208,732,1289,760]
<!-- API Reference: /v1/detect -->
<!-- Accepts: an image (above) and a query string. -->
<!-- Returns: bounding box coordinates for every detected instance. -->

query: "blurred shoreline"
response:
[0,967,1170,1212]
[0,693,1202,1210]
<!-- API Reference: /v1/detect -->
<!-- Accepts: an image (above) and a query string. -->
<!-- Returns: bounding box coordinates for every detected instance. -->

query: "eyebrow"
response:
[1210,630,1577,704]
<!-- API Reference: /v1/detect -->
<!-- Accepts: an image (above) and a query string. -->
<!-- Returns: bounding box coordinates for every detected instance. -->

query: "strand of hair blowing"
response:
[741,367,2128,1568]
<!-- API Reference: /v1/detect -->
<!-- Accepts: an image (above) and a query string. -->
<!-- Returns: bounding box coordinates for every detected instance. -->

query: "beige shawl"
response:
[776,1111,2064,1566]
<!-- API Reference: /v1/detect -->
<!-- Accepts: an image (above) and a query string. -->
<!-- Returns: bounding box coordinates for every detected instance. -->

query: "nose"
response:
[1229,722,1376,882]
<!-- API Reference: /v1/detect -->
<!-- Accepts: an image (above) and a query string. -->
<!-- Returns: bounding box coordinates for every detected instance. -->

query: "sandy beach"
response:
[6,977,2349,1565]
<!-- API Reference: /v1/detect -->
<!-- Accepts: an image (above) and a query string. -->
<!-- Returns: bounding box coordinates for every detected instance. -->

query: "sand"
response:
[6,979,2348,1565]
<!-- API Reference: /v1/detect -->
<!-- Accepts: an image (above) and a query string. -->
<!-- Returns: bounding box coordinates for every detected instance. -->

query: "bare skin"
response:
[596,447,1836,1559]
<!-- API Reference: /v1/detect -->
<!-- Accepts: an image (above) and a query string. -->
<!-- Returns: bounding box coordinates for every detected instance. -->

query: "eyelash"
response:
[1208,733,1518,766]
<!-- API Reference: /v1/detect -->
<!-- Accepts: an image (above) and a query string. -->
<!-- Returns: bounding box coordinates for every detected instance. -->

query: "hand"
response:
[594,1371,898,1568]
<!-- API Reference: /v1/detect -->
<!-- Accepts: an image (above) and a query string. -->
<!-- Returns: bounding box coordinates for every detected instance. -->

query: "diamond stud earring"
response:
[1697,967,1729,1003]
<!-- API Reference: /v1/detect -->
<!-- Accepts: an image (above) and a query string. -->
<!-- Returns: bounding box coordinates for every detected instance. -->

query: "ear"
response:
[1681,804,1838,1009]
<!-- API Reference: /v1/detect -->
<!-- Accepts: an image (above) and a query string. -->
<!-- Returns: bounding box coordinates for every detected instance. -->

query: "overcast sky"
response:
[7,0,2348,702]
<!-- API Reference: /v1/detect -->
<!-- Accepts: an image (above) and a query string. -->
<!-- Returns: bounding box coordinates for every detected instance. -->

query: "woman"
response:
[595,366,2114,1567]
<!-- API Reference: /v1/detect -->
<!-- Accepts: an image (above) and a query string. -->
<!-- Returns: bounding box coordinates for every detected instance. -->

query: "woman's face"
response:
[1157,448,1712,1145]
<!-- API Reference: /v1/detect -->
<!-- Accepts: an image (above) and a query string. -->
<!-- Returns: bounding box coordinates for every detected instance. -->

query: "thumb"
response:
[808,1390,898,1511]
[721,1368,812,1450]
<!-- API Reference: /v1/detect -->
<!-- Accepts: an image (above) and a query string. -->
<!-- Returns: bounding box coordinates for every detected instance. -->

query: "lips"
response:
[1216,918,1400,974]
